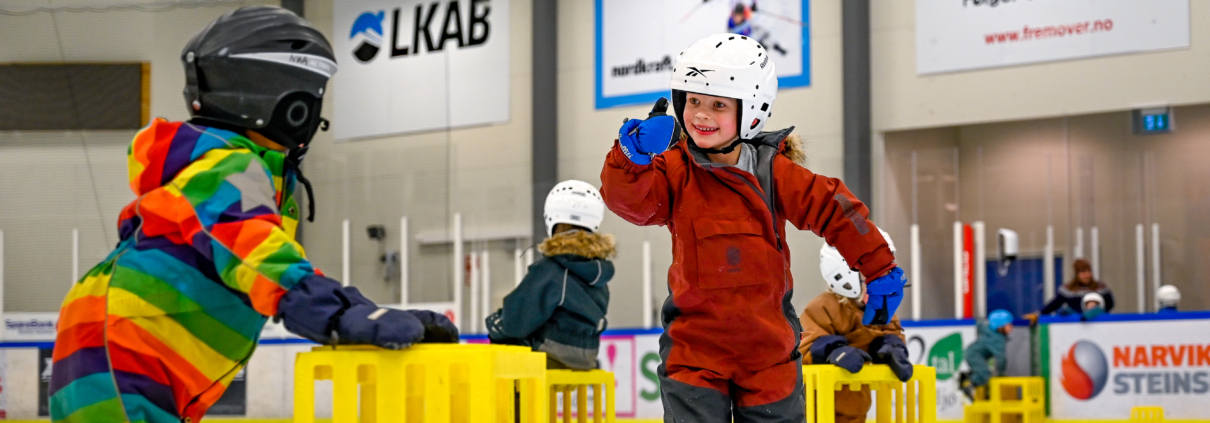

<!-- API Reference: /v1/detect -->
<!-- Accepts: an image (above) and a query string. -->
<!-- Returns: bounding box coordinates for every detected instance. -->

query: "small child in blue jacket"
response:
[960,309,1014,401]
[486,180,615,369]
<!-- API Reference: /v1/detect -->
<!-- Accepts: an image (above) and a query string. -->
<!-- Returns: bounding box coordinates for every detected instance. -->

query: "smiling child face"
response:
[682,92,740,150]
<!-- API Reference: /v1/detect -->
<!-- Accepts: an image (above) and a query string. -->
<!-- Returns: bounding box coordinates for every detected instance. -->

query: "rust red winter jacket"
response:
[601,127,896,377]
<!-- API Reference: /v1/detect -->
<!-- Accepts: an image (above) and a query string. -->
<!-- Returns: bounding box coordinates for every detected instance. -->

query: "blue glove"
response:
[277,275,426,349]
[407,309,459,343]
[829,346,871,374]
[863,267,907,325]
[618,97,679,165]
[337,304,425,349]
[809,334,867,374]
[870,335,914,382]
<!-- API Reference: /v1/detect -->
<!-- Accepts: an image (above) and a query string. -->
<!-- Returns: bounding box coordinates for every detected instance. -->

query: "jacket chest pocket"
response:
[693,218,774,289]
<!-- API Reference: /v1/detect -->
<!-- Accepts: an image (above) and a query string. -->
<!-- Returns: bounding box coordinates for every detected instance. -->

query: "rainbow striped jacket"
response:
[51,119,316,423]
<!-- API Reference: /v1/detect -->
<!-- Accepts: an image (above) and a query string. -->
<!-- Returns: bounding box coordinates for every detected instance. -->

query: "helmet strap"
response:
[688,138,744,155]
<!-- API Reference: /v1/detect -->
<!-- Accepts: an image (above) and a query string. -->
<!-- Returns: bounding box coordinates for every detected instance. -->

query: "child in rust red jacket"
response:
[600,34,906,423]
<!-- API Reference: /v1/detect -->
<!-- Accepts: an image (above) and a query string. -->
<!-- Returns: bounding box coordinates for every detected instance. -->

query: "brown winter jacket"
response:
[798,291,905,361]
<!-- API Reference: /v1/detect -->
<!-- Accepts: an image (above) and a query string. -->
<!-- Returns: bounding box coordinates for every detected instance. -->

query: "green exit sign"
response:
[1133,107,1173,135]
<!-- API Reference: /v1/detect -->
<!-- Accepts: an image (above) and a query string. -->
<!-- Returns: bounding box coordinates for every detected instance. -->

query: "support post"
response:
[341,220,350,287]
[1044,225,1055,303]
[531,0,559,242]
[481,250,491,327]
[973,221,987,318]
[1151,223,1161,311]
[1136,224,1146,313]
[842,0,872,203]
[953,221,963,319]
[400,216,409,305]
[72,228,80,283]
[643,241,653,329]
[453,213,463,330]
[910,224,921,320]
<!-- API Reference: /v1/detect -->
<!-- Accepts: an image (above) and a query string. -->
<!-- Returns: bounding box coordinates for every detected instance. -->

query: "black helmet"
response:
[182,6,336,156]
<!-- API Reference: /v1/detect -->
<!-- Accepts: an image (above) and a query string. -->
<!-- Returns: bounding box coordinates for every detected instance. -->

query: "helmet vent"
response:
[715,42,723,48]
[289,40,308,50]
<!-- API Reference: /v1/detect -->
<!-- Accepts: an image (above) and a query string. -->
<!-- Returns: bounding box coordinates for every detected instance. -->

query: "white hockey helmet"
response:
[670,33,778,147]
[1082,292,1105,310]
[820,228,896,299]
[1156,285,1180,308]
[543,180,605,237]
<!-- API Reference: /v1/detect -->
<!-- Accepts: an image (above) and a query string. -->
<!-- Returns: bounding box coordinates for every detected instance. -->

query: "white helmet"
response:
[1082,292,1105,310]
[670,33,777,149]
[543,180,605,237]
[820,228,896,299]
[1157,285,1180,308]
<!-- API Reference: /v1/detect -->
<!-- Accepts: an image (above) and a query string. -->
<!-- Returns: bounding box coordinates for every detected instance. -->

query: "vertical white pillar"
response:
[0,230,5,317]
[525,248,534,267]
[1091,227,1101,279]
[400,217,409,306]
[1044,225,1055,303]
[954,221,963,319]
[910,224,921,320]
[341,220,350,287]
[973,221,987,318]
[1074,227,1084,259]
[1136,224,1146,313]
[1151,223,1161,311]
[481,250,491,326]
[452,213,463,330]
[469,249,479,333]
[643,241,653,329]
[72,228,80,283]
[514,247,524,287]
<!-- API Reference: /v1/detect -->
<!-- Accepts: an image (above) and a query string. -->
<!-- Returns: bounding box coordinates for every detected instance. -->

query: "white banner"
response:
[1048,317,1210,419]
[903,324,978,421]
[595,0,809,109]
[3,313,57,342]
[916,0,1190,74]
[333,0,510,140]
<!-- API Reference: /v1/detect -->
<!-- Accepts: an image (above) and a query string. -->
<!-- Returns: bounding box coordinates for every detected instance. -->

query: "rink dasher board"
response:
[1045,314,1210,420]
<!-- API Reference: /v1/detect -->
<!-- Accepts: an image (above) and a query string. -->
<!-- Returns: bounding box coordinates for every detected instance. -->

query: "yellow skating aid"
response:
[546,369,616,423]
[803,364,937,423]
[294,344,546,423]
[963,376,1045,423]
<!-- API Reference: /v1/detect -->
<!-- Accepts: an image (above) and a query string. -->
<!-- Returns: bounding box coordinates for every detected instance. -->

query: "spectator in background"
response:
[1025,259,1114,325]
[1157,285,1181,314]
[1081,293,1106,320]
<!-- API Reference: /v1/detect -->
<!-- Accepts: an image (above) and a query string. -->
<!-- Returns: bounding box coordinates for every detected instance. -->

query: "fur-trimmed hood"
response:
[538,230,617,260]
[780,133,807,167]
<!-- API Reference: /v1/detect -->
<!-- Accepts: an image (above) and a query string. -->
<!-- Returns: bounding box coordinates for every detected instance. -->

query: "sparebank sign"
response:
[334,0,510,140]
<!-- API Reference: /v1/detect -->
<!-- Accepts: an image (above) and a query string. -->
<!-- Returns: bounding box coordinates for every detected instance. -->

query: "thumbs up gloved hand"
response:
[863,267,907,325]
[618,97,681,165]
[870,334,914,382]
[810,335,870,374]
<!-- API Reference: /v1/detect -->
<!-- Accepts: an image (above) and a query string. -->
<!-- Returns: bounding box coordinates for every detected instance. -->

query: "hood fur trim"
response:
[539,230,617,260]
[780,134,807,167]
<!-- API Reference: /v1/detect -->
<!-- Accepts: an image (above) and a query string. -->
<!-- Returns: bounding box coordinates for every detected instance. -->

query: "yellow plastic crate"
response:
[1130,406,1164,423]
[803,364,937,423]
[546,369,616,423]
[294,344,547,423]
[963,376,1044,423]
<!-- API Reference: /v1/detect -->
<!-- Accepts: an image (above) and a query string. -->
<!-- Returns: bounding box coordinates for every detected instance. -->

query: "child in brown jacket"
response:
[799,230,913,423]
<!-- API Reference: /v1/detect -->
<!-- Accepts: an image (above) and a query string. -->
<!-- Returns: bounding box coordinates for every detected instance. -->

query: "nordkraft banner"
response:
[595,0,809,109]
[1048,316,1210,419]
[333,0,510,140]
[916,0,1189,74]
